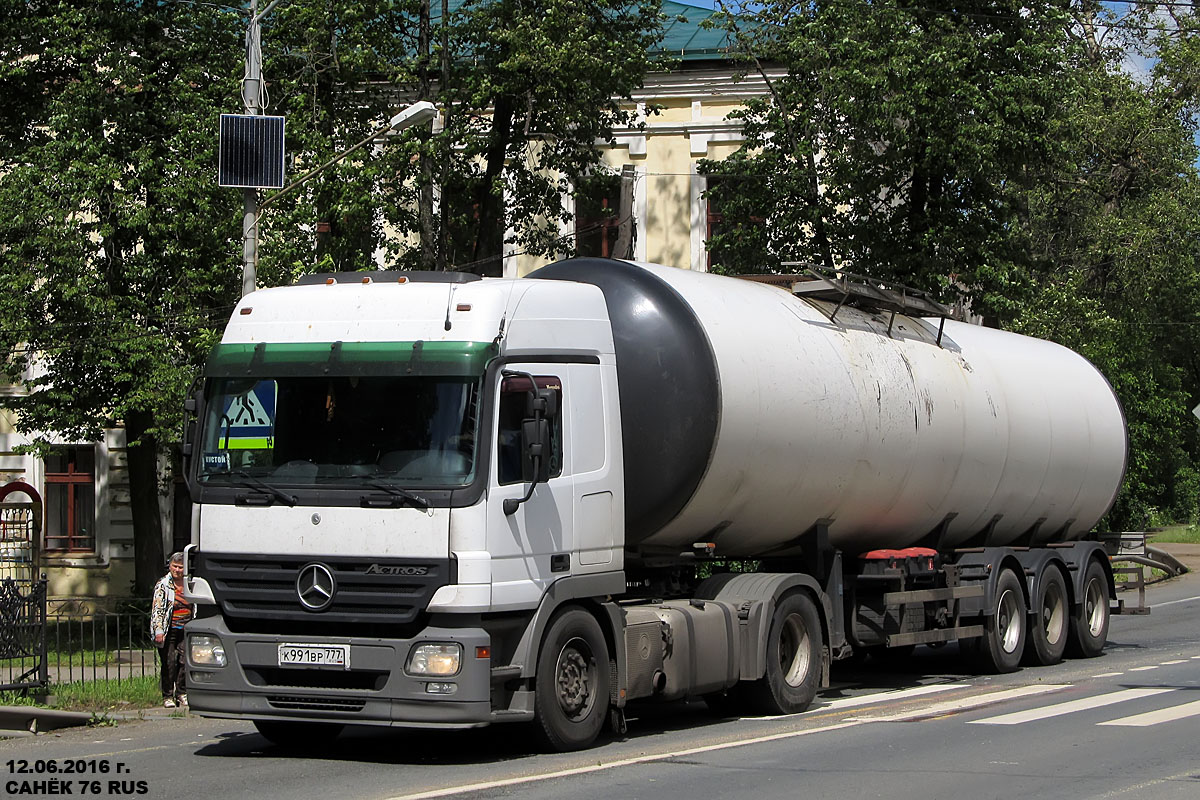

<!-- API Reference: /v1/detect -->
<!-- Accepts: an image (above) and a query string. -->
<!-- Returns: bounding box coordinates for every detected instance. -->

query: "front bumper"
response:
[185,616,492,729]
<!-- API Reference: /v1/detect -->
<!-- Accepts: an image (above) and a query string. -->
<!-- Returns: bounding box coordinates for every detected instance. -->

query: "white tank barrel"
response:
[531,259,1127,557]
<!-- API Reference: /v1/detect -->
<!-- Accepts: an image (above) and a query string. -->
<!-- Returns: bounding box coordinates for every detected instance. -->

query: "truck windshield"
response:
[197,375,481,487]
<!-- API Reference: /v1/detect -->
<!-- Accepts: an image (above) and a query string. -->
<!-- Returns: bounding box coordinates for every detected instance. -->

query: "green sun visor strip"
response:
[204,341,498,378]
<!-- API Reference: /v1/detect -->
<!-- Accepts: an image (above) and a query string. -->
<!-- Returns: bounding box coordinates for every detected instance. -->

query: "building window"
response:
[705,176,727,272]
[574,174,622,258]
[44,446,95,553]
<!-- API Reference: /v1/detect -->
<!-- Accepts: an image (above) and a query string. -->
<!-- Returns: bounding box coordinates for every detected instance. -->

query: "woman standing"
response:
[150,552,193,708]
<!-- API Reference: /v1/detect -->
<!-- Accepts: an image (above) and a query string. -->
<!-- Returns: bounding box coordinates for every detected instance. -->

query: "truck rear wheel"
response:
[746,592,822,715]
[1024,566,1069,666]
[1066,559,1110,658]
[252,720,343,747]
[533,607,610,752]
[975,568,1027,674]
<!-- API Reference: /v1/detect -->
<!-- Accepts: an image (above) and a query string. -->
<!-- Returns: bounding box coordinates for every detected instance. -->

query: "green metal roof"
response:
[657,1,735,61]
[431,1,736,63]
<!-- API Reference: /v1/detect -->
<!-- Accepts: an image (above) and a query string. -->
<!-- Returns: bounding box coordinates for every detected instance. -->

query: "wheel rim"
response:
[779,613,812,687]
[996,588,1022,654]
[1084,577,1107,637]
[1042,580,1067,646]
[554,637,597,720]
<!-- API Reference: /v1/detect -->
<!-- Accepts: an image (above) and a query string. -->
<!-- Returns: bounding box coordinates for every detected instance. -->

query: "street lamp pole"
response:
[237,0,434,296]
[241,0,284,298]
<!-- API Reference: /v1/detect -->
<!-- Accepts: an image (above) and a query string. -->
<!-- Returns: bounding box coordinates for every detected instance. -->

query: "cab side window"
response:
[497,376,563,485]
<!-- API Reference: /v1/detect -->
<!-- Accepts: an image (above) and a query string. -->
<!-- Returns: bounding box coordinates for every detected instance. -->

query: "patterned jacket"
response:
[150,573,192,638]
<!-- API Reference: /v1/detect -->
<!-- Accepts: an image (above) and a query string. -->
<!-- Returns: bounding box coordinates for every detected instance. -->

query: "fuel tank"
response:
[529,258,1127,556]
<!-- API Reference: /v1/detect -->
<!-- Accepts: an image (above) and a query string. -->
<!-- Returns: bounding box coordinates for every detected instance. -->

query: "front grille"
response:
[267,695,367,713]
[196,553,453,630]
[247,667,388,691]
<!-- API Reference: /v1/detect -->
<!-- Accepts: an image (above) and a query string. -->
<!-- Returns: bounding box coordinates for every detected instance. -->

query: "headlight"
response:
[406,643,461,676]
[189,634,227,667]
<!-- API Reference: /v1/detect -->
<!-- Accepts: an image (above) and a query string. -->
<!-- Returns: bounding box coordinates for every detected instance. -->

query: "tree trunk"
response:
[472,95,515,277]
[126,408,165,598]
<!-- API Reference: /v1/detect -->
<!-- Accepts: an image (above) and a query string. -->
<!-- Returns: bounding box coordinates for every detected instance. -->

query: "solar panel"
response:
[218,114,286,189]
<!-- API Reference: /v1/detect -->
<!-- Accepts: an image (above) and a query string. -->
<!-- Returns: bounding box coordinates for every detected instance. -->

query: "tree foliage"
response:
[0,0,663,593]
[702,0,1072,320]
[0,0,244,591]
[705,0,1200,527]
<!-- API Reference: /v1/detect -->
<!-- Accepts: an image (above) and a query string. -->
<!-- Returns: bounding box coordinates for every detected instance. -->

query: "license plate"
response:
[278,643,350,670]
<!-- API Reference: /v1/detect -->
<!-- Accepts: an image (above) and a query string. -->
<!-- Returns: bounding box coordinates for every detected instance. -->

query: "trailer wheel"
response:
[746,592,822,715]
[1066,559,1110,658]
[253,720,343,748]
[533,607,610,752]
[976,568,1027,674]
[1024,566,1069,666]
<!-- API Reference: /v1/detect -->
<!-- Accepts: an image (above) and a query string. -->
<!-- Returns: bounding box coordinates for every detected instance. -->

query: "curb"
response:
[0,706,93,735]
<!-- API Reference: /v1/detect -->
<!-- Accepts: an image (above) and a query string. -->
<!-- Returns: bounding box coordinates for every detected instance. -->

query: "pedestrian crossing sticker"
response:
[219,380,277,450]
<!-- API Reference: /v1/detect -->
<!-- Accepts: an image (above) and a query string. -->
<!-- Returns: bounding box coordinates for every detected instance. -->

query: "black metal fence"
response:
[1,581,156,692]
[0,577,48,692]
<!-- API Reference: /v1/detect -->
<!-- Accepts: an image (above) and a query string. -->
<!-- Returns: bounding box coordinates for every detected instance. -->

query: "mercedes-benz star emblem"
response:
[296,563,336,611]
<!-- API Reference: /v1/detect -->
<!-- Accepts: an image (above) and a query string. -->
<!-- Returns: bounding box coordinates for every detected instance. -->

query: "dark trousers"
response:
[159,627,186,700]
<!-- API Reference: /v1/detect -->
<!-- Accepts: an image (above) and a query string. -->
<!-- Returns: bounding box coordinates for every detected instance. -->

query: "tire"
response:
[1023,566,1069,667]
[1066,558,1110,658]
[745,592,822,715]
[252,720,343,747]
[975,568,1027,674]
[533,607,610,752]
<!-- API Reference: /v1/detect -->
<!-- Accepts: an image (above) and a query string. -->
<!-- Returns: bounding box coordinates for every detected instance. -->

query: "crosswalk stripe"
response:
[819,683,970,711]
[1098,698,1200,727]
[854,684,1070,723]
[967,687,1175,726]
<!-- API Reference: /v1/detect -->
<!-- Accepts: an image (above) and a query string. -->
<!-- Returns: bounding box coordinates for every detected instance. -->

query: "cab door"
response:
[485,367,574,611]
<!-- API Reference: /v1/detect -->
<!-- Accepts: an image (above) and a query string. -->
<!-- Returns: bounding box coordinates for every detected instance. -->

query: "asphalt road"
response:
[2,572,1198,800]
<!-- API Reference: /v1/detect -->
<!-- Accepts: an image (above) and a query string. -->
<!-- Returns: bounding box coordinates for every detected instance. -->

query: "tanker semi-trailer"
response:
[181,257,1129,752]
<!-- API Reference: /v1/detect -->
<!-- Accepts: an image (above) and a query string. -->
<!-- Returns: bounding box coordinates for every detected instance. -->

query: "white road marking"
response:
[852,684,1071,723]
[385,718,868,800]
[1151,595,1200,609]
[968,687,1175,726]
[1091,672,1124,678]
[1128,665,1159,672]
[750,683,971,719]
[1098,697,1200,727]
[1159,659,1188,665]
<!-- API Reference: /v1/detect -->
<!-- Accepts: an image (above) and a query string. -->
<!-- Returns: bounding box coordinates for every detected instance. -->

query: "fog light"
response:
[189,671,215,684]
[407,643,461,676]
[426,682,457,695]
[189,634,226,667]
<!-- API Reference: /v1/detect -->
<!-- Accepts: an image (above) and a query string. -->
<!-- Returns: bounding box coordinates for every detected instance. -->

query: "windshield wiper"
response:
[233,470,298,507]
[362,480,429,511]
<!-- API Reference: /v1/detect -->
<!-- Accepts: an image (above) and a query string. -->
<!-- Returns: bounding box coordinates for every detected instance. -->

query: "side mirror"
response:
[520,418,551,483]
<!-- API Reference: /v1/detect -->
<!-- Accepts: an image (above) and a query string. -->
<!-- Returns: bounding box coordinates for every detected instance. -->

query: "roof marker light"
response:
[397,276,408,284]
[239,307,253,316]
[325,278,335,285]
[362,276,372,285]
[456,304,472,312]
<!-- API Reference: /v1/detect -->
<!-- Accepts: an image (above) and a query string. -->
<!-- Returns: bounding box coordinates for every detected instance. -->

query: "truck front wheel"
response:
[746,592,822,715]
[533,607,610,752]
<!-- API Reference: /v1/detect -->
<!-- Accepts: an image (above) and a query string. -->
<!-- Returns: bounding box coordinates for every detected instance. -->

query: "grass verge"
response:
[1149,524,1200,544]
[0,675,160,712]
